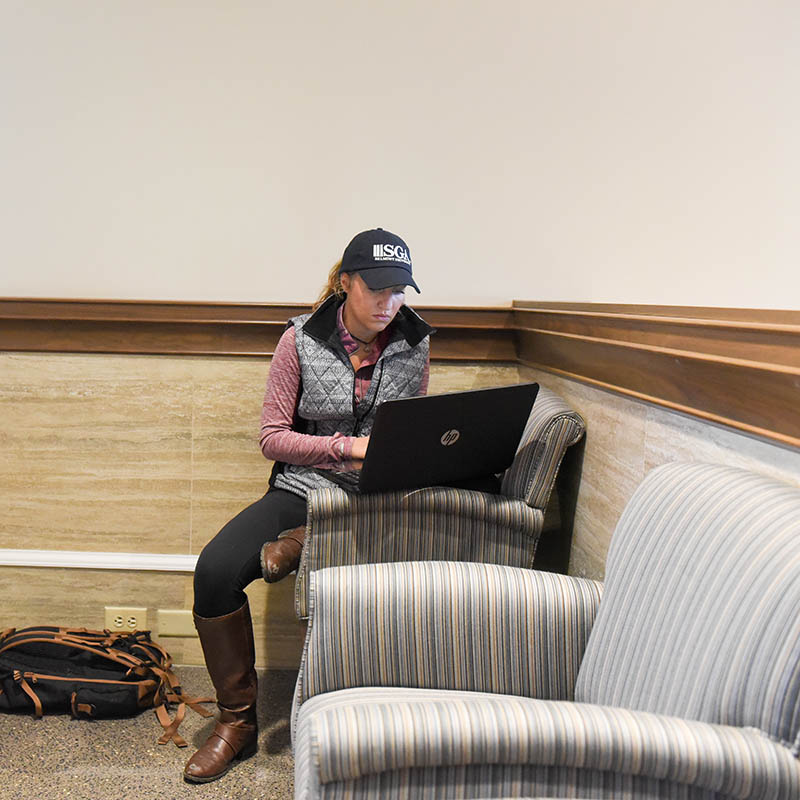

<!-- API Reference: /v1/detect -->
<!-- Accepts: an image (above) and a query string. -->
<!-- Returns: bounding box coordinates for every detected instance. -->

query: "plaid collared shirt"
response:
[335,304,391,404]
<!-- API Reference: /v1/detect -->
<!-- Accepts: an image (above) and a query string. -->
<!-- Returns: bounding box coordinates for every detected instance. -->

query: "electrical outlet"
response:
[157,609,197,637]
[104,606,147,632]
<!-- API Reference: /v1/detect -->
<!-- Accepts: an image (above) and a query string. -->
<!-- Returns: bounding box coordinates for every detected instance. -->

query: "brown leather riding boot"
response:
[261,526,305,583]
[183,602,259,783]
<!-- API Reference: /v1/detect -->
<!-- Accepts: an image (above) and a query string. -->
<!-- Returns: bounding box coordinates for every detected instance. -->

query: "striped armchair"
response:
[292,386,585,619]
[292,462,800,799]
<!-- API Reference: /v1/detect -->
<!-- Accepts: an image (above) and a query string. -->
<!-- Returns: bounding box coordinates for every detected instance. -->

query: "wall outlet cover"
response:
[104,606,148,632]
[157,609,197,637]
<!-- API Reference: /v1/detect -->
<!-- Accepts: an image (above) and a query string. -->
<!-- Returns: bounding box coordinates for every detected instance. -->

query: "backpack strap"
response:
[151,663,214,747]
[71,692,94,718]
[13,670,43,717]
[154,689,214,748]
[131,637,172,666]
[158,666,214,716]
[3,632,147,673]
[155,701,188,747]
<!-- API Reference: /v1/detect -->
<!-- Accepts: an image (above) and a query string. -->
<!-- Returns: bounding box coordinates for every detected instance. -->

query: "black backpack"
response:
[0,626,213,746]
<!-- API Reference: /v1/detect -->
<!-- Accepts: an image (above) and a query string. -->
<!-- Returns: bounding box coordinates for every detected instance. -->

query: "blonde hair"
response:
[313,259,345,310]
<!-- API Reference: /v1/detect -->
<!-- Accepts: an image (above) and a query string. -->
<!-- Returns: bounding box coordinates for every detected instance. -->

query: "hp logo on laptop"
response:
[440,429,460,447]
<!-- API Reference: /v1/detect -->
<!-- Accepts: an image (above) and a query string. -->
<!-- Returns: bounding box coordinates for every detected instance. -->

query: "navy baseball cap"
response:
[339,228,420,293]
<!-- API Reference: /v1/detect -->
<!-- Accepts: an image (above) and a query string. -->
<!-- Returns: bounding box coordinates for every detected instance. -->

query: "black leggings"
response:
[193,489,307,618]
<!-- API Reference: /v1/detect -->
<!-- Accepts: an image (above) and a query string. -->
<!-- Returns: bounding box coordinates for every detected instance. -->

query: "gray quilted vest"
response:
[272,296,433,498]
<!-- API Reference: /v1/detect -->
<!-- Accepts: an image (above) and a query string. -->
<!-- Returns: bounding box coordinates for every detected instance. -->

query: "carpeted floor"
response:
[0,667,297,800]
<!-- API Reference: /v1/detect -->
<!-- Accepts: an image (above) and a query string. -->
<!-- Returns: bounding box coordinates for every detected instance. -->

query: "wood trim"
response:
[0,298,517,362]
[513,303,800,450]
[513,300,800,326]
[2,297,797,449]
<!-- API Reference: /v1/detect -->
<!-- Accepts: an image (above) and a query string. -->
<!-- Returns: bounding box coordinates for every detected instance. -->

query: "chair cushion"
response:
[576,462,800,752]
[294,686,800,798]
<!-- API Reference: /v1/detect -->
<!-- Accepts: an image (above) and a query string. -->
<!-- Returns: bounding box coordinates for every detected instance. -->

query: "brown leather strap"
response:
[156,702,188,747]
[157,665,181,691]
[211,722,247,753]
[154,667,214,747]
[162,664,215,716]
[165,690,214,718]
[136,639,173,667]
[147,665,212,712]
[14,672,43,717]
[278,526,306,547]
[70,692,94,718]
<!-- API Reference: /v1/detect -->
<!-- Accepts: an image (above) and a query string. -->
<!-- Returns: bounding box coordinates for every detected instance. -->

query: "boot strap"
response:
[212,719,257,754]
[277,527,305,547]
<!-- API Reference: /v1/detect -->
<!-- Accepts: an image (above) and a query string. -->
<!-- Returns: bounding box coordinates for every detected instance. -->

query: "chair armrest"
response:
[295,487,544,618]
[295,689,800,799]
[294,561,603,721]
[501,385,585,509]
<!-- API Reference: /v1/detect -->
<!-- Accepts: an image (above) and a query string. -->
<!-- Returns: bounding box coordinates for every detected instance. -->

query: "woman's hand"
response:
[350,436,370,461]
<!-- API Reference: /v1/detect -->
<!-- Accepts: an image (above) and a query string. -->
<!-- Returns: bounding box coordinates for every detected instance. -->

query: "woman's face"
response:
[340,272,406,340]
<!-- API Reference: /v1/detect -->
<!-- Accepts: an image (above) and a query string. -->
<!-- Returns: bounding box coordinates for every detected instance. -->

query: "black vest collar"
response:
[301,294,435,349]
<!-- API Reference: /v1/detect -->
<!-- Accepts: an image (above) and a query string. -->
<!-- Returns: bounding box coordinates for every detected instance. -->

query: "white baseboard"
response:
[0,549,198,572]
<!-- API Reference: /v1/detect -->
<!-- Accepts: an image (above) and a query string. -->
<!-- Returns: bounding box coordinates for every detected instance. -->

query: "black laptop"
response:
[349,382,539,494]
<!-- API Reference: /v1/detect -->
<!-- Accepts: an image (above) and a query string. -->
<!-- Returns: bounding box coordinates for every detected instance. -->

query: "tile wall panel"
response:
[1,353,520,666]
[0,353,195,553]
[429,362,521,393]
[0,566,187,636]
[189,357,270,482]
[186,356,274,554]
[521,366,800,581]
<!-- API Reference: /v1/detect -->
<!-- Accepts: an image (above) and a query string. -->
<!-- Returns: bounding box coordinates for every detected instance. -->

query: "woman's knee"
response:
[193,540,247,609]
[194,544,226,592]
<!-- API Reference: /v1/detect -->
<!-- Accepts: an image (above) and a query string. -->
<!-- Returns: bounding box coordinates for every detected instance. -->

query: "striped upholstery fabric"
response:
[576,462,800,752]
[500,386,585,508]
[293,463,800,798]
[295,688,800,799]
[303,768,746,800]
[294,562,603,730]
[295,488,543,618]
[292,385,585,618]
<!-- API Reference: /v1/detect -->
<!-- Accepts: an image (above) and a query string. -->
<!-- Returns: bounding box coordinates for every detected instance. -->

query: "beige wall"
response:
[521,367,800,580]
[0,352,520,667]
[2,1,799,308]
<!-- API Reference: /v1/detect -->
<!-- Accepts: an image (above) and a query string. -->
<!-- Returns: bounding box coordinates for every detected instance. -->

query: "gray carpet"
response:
[1,667,297,800]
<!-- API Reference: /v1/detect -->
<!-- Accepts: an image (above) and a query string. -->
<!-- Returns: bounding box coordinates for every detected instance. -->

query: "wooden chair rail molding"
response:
[512,301,800,451]
[0,298,517,362]
[1,298,798,449]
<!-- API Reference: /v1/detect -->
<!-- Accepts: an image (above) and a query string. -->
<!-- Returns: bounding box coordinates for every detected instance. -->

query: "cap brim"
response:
[357,266,420,293]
